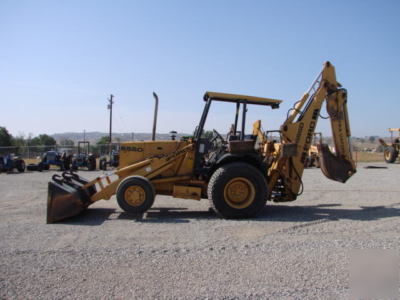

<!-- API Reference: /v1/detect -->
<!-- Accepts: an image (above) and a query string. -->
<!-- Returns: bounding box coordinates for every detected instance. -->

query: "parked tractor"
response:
[70,141,97,171]
[379,128,400,163]
[99,149,119,171]
[0,154,26,173]
[27,151,72,171]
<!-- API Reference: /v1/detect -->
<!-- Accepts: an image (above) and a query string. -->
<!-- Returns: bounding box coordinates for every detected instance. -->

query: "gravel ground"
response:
[1,162,399,299]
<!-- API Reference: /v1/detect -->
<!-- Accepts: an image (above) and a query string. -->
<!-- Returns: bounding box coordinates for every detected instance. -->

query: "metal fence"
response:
[0,144,120,160]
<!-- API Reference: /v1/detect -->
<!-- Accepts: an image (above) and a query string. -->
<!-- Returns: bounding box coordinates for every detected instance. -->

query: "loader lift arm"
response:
[268,61,356,202]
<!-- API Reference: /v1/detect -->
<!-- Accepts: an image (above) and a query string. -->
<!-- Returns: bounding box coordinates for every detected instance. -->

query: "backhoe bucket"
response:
[47,172,97,223]
[318,144,356,183]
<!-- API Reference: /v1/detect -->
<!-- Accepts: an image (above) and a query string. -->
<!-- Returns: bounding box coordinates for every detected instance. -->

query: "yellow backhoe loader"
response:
[379,128,400,163]
[47,61,356,223]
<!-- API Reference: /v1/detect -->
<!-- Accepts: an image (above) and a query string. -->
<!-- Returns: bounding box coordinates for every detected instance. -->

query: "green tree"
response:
[368,136,376,143]
[12,133,27,147]
[37,134,56,146]
[96,136,110,145]
[0,126,13,146]
[95,136,111,156]
[30,134,57,151]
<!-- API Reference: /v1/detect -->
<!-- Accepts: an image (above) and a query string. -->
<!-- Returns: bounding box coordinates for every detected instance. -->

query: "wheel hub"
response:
[124,185,146,207]
[223,177,256,209]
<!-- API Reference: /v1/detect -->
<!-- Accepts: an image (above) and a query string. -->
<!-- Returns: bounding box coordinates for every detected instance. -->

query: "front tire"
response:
[208,162,267,219]
[384,146,398,163]
[116,176,155,214]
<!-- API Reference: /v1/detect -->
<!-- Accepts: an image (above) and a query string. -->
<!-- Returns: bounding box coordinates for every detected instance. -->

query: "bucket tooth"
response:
[318,144,356,183]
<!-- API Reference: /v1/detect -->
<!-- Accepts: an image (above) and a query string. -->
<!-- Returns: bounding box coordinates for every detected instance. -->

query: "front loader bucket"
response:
[47,172,97,223]
[318,144,356,183]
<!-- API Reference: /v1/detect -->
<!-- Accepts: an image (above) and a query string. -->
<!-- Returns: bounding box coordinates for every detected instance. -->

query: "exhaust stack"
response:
[152,92,159,141]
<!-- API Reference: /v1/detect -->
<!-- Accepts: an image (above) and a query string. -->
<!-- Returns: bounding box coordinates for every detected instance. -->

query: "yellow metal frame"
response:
[204,91,282,107]
[85,143,199,203]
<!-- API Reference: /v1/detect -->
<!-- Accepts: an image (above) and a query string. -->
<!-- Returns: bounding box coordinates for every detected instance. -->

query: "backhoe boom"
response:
[268,61,356,201]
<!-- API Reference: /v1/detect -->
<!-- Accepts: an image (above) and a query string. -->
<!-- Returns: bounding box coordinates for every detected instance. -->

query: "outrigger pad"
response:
[47,172,96,223]
[318,144,356,183]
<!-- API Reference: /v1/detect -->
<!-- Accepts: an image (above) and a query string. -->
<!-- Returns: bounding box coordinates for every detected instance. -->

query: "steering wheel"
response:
[210,129,224,143]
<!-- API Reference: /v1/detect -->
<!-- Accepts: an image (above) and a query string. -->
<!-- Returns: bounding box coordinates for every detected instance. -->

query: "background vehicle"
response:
[99,149,119,170]
[0,154,25,173]
[305,132,322,168]
[379,128,400,163]
[27,151,72,171]
[70,141,97,171]
[47,61,356,223]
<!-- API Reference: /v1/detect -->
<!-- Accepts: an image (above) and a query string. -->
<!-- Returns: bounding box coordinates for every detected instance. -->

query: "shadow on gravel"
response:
[116,207,215,223]
[141,207,214,223]
[59,207,215,225]
[57,203,400,225]
[255,203,400,223]
[58,208,116,226]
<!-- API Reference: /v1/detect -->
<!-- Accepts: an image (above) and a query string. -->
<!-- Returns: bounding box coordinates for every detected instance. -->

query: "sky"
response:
[1,0,399,138]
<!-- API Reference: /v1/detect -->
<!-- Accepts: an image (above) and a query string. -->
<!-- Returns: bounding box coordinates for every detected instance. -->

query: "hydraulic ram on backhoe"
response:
[47,61,356,223]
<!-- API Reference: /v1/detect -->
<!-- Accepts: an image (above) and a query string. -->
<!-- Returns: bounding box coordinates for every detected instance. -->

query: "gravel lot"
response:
[1,162,399,299]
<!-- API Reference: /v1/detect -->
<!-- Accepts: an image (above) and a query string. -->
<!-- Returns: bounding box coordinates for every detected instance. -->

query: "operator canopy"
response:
[204,91,282,109]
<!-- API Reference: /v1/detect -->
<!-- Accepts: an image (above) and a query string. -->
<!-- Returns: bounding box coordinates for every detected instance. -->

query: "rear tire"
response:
[71,160,78,171]
[384,147,398,163]
[63,157,71,171]
[88,157,96,171]
[17,160,25,172]
[100,158,107,171]
[208,162,267,219]
[116,176,155,214]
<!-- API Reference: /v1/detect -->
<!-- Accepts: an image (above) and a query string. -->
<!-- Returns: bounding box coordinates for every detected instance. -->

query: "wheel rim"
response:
[223,177,256,209]
[124,185,146,207]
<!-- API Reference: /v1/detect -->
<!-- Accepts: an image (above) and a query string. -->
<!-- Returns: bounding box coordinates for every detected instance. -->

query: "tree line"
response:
[0,126,76,148]
[0,126,120,157]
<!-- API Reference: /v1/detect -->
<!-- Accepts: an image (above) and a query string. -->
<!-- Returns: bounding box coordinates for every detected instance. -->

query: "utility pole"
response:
[107,94,114,155]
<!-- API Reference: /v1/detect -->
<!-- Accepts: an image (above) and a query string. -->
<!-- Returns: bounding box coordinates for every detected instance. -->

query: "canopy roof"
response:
[204,91,282,109]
